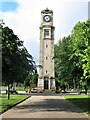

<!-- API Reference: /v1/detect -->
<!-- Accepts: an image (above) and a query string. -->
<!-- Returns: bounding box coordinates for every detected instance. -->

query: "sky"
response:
[0,0,89,65]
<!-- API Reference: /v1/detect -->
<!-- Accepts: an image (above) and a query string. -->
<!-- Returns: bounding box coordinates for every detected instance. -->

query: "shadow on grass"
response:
[66,97,90,114]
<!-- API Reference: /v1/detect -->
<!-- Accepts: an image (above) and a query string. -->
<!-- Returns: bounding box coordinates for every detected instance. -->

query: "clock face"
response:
[43,15,51,22]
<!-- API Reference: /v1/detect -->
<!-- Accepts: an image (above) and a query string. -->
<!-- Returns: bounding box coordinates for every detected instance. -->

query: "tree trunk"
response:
[73,79,76,90]
[7,84,10,99]
[84,85,87,95]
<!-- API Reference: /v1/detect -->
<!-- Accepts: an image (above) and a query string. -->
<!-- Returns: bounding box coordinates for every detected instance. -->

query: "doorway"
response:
[44,77,49,89]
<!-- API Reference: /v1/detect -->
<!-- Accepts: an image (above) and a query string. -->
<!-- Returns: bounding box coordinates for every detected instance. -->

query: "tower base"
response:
[37,77,56,93]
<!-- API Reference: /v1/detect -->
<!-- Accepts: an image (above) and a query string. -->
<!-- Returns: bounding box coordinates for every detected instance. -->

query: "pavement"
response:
[1,94,90,119]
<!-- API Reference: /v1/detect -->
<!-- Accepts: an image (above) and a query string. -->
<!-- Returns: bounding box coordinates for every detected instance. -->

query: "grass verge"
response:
[64,95,90,116]
[0,94,29,114]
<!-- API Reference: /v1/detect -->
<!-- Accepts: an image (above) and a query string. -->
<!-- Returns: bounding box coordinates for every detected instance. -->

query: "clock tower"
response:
[38,8,56,92]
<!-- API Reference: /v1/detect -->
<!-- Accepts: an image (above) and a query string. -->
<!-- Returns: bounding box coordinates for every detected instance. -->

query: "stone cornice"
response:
[40,25,55,29]
[41,8,53,14]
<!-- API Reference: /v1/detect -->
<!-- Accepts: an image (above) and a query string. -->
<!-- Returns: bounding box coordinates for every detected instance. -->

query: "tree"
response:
[54,36,73,91]
[70,20,90,91]
[1,22,37,99]
[0,20,4,93]
[54,20,90,92]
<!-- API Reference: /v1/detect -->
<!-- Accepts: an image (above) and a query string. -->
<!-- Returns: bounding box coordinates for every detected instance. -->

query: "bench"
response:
[78,91,87,95]
[6,90,18,94]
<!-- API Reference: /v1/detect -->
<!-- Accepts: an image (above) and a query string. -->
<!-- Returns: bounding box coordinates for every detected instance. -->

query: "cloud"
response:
[1,0,89,64]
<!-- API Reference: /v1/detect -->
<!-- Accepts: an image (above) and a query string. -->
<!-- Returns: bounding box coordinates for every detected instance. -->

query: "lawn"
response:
[16,87,31,91]
[1,86,31,91]
[64,95,90,115]
[0,94,29,114]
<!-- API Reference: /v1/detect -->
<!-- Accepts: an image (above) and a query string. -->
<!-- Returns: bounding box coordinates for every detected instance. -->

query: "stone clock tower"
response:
[38,8,56,92]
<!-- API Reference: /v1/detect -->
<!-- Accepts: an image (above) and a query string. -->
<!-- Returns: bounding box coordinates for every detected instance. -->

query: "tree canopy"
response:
[55,20,90,91]
[1,20,37,98]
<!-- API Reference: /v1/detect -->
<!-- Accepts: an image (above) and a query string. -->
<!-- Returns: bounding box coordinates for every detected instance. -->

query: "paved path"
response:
[1,95,90,119]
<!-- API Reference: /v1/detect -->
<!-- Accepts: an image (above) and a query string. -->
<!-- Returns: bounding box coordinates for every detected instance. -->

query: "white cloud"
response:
[1,0,89,64]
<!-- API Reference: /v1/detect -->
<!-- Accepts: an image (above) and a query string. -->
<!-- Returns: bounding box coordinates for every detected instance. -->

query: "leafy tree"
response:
[55,20,90,93]
[55,36,73,91]
[70,20,90,90]
[1,21,37,99]
[0,20,4,93]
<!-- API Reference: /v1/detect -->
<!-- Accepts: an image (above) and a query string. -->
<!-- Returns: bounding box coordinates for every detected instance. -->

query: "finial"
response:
[46,8,49,10]
[45,8,49,11]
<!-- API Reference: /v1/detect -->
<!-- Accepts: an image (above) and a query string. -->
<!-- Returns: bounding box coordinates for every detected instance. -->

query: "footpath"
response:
[1,94,90,119]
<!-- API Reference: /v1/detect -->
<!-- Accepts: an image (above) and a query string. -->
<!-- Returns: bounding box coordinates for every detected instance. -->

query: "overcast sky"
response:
[0,0,89,65]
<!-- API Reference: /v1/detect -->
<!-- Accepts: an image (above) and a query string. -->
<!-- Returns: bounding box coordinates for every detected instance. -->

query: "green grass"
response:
[64,95,90,115]
[0,86,7,91]
[16,87,25,91]
[1,86,31,91]
[0,94,29,114]
[16,87,31,91]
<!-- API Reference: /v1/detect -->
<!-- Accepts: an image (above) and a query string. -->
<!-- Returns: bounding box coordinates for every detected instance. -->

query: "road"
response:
[1,94,90,119]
